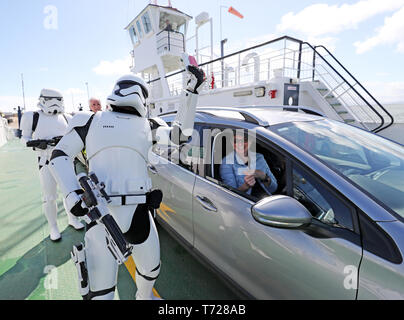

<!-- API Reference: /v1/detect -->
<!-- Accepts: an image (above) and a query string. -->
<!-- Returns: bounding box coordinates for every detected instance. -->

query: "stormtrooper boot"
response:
[44,200,61,241]
[49,225,61,241]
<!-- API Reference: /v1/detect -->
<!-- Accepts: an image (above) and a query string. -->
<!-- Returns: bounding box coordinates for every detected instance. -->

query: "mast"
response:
[21,73,26,110]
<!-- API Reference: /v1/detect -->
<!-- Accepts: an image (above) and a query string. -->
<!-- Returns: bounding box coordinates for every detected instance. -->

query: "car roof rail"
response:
[196,106,269,127]
[282,106,325,117]
[157,105,324,125]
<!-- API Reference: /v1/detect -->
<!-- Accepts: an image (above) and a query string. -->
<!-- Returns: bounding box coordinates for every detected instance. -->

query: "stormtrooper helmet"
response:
[38,88,65,115]
[106,74,149,117]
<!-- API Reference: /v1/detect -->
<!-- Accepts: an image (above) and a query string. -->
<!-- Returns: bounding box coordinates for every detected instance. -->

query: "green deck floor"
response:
[0,140,239,300]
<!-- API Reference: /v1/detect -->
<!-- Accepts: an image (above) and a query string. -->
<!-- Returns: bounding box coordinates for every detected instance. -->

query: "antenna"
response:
[71,93,75,111]
[151,0,172,7]
[21,73,26,111]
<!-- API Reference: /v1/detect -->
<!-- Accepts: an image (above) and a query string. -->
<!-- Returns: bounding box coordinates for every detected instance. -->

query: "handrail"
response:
[148,35,303,84]
[303,42,387,132]
[314,45,394,133]
[156,29,185,54]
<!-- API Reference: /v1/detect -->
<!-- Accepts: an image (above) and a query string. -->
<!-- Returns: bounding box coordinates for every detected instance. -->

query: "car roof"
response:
[159,105,324,127]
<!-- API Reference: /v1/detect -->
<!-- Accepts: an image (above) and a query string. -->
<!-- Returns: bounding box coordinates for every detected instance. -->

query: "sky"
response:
[1,0,404,113]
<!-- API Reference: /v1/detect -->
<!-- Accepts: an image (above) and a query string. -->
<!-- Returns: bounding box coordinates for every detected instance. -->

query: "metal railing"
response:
[299,43,394,132]
[147,35,394,133]
[156,30,185,55]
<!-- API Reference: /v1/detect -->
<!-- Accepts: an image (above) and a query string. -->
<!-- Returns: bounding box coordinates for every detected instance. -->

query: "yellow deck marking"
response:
[160,202,175,215]
[157,208,170,221]
[124,256,161,299]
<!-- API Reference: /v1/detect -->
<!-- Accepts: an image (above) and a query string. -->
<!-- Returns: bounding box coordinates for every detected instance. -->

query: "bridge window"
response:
[129,26,139,45]
[142,12,153,34]
[136,20,143,38]
[178,22,185,34]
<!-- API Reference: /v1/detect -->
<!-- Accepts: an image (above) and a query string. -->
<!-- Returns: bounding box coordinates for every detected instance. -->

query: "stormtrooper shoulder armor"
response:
[66,112,94,133]
[20,111,35,133]
[66,112,95,142]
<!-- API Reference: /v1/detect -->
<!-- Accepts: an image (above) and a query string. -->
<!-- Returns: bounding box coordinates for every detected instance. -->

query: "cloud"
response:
[64,88,86,96]
[0,96,38,112]
[354,6,404,54]
[364,81,404,104]
[306,36,339,52]
[93,56,132,76]
[276,0,404,38]
[375,72,391,77]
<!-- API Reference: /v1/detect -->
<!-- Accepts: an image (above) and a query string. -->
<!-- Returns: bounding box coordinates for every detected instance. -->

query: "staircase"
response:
[299,43,394,133]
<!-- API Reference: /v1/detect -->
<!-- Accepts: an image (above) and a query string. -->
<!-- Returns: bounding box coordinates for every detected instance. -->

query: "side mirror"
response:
[252,195,312,228]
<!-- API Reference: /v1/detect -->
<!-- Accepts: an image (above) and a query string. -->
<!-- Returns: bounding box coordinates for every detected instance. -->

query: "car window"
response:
[207,126,286,203]
[152,122,207,173]
[179,125,207,172]
[292,164,355,231]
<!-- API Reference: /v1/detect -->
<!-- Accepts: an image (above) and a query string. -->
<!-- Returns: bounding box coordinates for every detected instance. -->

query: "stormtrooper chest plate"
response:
[85,112,153,196]
[33,113,69,140]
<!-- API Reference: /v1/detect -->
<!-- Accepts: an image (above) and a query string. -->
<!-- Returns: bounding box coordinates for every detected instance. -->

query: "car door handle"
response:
[148,165,158,175]
[195,195,217,212]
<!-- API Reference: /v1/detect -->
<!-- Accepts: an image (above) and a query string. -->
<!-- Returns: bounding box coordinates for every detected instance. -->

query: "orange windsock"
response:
[228,6,244,19]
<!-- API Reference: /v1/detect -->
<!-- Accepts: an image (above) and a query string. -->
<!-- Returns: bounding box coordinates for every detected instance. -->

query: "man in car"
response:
[220,130,278,198]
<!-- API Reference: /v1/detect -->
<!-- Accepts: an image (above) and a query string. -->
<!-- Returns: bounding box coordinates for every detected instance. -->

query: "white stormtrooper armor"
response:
[20,89,84,241]
[49,59,205,300]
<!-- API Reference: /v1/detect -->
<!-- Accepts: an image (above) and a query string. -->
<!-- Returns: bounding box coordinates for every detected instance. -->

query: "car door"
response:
[192,127,363,299]
[149,123,205,245]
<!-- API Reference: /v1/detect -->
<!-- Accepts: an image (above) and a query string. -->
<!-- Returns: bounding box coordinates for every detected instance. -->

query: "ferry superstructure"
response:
[125,3,403,144]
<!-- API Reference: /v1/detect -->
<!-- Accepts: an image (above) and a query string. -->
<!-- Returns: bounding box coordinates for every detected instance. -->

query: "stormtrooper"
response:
[49,57,205,300]
[20,89,84,241]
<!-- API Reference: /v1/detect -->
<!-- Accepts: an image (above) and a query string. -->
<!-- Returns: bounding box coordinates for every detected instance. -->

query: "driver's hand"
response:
[253,170,267,180]
[244,174,256,187]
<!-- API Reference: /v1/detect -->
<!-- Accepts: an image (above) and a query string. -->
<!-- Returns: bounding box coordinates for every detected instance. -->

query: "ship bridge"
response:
[125,3,192,102]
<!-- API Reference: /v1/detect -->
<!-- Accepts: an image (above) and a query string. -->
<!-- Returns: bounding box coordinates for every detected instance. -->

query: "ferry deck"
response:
[0,139,239,300]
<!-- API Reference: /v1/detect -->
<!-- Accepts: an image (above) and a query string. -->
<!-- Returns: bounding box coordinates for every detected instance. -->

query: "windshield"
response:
[271,119,404,219]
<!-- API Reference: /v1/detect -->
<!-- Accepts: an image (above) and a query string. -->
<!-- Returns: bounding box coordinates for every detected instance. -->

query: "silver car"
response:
[148,106,404,299]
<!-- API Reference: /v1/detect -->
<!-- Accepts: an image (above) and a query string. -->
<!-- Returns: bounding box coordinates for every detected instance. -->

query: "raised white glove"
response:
[185,65,206,94]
